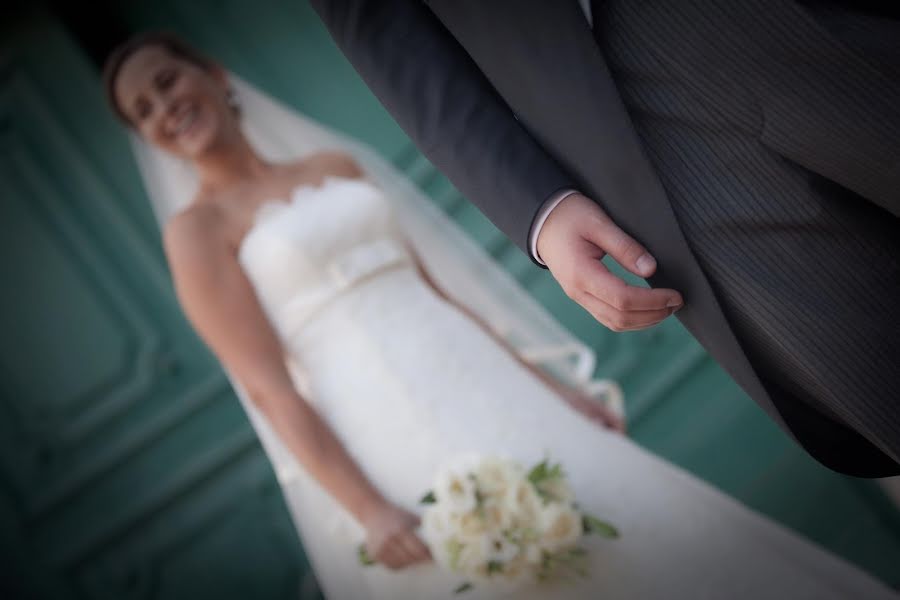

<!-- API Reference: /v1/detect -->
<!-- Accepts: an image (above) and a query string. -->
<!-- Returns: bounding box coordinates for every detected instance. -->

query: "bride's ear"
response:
[209,63,229,87]
[208,66,240,113]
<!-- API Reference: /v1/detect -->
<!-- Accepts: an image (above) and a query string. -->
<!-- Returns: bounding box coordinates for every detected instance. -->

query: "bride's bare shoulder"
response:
[296,151,364,181]
[162,201,226,261]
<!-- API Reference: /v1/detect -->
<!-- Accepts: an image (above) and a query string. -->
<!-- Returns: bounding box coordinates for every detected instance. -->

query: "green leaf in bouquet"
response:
[582,514,620,538]
[527,459,549,485]
[454,582,473,594]
[546,462,564,480]
[563,547,590,578]
[357,543,376,566]
[528,459,566,502]
[420,490,437,504]
[487,560,504,574]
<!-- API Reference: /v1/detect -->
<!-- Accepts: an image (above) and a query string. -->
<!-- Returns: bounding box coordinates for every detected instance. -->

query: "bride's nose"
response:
[159,93,179,118]
[152,93,181,133]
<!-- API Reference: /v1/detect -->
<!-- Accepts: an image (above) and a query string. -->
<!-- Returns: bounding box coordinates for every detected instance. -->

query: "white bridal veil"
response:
[129,74,623,490]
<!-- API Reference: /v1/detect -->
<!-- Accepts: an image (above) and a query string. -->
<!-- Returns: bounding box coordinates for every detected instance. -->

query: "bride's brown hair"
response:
[103,31,216,125]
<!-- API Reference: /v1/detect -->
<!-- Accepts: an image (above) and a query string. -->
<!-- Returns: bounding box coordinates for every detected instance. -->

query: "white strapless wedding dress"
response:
[237,177,894,599]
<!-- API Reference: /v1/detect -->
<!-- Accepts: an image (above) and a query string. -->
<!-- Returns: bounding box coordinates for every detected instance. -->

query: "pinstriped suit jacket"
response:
[312,0,900,476]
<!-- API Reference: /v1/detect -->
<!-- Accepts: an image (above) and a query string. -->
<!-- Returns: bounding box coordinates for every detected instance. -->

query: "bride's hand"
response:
[363,503,432,570]
[564,391,627,434]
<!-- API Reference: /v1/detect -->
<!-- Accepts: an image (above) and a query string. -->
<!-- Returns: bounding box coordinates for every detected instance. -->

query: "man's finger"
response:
[586,218,658,278]
[577,263,682,312]
[575,291,673,331]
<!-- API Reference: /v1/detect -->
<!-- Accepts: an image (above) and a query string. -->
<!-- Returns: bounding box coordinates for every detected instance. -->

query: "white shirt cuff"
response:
[528,189,580,265]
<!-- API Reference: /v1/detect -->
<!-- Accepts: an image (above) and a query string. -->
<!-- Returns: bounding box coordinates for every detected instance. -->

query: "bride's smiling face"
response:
[113,45,237,159]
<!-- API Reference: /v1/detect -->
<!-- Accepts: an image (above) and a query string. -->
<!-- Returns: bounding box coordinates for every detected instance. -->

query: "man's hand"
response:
[537,193,683,331]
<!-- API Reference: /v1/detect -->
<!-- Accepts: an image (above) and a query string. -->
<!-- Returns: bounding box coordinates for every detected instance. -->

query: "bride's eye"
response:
[156,69,178,91]
[135,98,152,121]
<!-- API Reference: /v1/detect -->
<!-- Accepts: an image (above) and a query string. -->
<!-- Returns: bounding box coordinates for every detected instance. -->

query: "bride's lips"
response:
[165,100,205,144]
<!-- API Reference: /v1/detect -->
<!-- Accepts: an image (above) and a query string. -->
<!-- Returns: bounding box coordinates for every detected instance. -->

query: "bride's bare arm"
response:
[305,151,365,180]
[164,208,430,568]
[407,244,625,433]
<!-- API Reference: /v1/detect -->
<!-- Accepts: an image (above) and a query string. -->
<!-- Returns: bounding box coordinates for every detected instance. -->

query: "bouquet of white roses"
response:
[418,455,618,593]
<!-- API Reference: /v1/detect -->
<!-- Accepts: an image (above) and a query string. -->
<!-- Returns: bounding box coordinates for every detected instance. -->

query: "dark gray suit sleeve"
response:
[310,0,576,257]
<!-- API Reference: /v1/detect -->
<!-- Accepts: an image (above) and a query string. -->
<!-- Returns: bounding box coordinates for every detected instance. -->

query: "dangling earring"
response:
[226,88,240,112]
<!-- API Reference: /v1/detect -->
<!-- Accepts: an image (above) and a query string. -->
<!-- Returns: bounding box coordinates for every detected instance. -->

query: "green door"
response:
[2,2,898,599]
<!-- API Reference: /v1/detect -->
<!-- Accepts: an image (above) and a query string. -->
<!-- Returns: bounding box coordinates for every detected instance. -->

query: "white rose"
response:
[482,550,535,592]
[421,506,452,561]
[474,457,523,496]
[454,510,491,541]
[498,553,535,586]
[439,536,472,573]
[458,536,521,581]
[456,536,490,574]
[485,534,520,564]
[537,503,583,552]
[479,498,514,533]
[536,476,575,503]
[434,469,478,514]
[504,479,541,522]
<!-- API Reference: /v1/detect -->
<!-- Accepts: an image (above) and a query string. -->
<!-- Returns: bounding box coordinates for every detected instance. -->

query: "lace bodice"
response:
[238,177,413,341]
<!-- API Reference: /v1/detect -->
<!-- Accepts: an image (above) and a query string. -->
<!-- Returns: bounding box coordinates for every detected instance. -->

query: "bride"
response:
[103,32,895,599]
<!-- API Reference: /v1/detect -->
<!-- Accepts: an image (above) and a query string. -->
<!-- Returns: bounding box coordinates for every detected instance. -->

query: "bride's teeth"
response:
[174,109,197,136]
